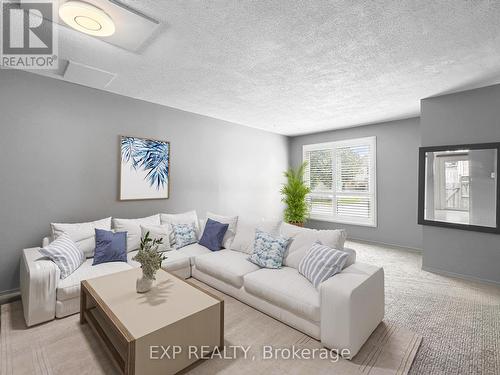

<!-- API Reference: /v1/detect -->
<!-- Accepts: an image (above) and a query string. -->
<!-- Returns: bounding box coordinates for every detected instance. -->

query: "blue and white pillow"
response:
[172,223,198,249]
[248,229,290,269]
[298,241,349,288]
[39,234,85,279]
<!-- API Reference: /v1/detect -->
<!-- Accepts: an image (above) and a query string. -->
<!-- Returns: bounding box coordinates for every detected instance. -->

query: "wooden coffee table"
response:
[80,268,223,375]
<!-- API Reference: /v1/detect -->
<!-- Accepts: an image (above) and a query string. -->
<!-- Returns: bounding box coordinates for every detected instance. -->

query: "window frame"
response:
[303,136,377,227]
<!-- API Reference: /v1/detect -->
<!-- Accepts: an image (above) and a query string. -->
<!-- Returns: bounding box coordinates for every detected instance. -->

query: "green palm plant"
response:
[280,162,311,226]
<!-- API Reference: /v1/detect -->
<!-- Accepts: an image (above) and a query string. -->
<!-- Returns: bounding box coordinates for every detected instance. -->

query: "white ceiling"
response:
[33,0,500,136]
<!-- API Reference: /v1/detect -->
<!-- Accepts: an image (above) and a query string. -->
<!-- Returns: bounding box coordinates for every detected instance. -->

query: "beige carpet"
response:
[349,240,500,375]
[1,279,421,375]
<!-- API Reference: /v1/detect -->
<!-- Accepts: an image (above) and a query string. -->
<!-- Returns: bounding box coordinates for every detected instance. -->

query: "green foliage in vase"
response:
[132,232,166,280]
[280,161,311,224]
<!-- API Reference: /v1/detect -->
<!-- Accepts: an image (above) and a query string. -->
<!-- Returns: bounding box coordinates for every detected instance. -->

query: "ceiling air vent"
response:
[63,60,116,89]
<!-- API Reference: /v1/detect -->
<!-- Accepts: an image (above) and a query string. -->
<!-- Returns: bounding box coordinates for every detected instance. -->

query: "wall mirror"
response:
[418,143,500,234]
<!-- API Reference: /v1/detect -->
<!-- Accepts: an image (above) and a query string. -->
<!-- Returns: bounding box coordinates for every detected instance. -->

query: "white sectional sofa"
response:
[20,214,384,358]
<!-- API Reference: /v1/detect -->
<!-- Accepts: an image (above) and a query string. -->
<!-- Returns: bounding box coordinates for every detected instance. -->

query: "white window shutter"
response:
[303,137,376,227]
[304,148,334,218]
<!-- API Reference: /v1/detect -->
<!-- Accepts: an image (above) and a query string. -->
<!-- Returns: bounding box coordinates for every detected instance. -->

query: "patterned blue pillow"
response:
[248,229,291,269]
[172,223,198,249]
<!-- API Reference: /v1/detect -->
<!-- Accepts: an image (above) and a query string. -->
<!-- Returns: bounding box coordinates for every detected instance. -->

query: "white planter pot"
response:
[136,273,154,293]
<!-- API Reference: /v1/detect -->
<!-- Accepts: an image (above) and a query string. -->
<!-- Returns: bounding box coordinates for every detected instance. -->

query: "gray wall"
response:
[421,84,500,284]
[0,70,289,293]
[289,118,423,250]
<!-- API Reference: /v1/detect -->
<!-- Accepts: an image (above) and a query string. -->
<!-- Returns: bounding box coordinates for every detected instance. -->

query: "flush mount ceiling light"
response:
[59,1,115,37]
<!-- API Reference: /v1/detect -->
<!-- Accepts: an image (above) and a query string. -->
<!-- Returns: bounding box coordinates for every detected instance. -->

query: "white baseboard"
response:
[347,237,423,253]
[422,265,500,286]
[0,289,20,305]
[347,239,499,286]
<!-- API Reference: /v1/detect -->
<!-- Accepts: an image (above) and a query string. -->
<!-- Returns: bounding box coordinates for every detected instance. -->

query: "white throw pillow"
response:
[231,219,282,254]
[140,224,171,252]
[200,212,238,249]
[160,210,200,245]
[51,217,111,258]
[39,234,85,279]
[280,222,347,269]
[160,210,199,229]
[112,214,160,252]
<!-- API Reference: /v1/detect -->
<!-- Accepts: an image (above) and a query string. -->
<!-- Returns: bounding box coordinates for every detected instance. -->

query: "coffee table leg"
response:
[219,300,224,348]
[80,282,87,324]
[126,341,136,375]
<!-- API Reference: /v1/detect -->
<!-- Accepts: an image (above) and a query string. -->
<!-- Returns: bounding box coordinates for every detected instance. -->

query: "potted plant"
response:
[133,232,166,293]
[280,161,311,226]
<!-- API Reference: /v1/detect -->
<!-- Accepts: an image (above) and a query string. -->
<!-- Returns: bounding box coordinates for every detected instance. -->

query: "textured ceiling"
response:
[33,0,500,135]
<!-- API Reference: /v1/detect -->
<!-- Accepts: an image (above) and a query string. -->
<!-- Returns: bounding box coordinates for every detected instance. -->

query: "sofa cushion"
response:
[56,259,132,301]
[243,267,320,322]
[340,247,356,269]
[176,243,212,265]
[127,250,190,272]
[51,217,112,258]
[195,250,260,288]
[112,214,161,252]
[231,219,282,254]
[280,222,347,269]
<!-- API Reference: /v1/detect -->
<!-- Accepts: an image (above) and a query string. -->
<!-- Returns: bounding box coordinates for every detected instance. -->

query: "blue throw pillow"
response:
[248,229,291,269]
[93,229,127,265]
[172,223,198,249]
[199,218,229,251]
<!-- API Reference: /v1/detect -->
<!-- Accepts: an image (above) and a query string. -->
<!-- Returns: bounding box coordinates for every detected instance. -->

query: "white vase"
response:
[136,273,154,293]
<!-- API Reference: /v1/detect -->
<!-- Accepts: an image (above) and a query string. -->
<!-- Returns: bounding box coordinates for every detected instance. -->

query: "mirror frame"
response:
[418,142,500,234]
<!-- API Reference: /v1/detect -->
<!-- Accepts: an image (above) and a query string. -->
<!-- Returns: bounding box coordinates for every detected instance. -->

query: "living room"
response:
[0,1,499,375]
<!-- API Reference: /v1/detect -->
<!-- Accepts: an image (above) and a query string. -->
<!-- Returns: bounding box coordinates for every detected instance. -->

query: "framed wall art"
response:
[120,136,170,200]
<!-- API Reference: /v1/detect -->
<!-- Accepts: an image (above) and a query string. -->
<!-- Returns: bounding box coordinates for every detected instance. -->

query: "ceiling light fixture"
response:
[59,1,115,37]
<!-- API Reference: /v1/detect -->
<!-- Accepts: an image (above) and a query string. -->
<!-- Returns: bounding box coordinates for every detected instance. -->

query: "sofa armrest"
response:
[20,247,60,326]
[320,262,384,358]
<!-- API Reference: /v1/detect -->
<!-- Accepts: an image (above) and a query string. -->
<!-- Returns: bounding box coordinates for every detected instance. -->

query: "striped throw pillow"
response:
[39,234,85,279]
[298,241,349,288]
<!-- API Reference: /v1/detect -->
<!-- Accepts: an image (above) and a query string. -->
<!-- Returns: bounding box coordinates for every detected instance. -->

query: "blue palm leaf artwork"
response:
[120,136,170,200]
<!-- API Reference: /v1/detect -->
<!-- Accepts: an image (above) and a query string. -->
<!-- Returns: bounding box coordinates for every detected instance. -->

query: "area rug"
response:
[1,280,421,375]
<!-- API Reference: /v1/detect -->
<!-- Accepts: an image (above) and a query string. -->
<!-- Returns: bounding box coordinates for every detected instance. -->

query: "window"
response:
[303,136,377,227]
